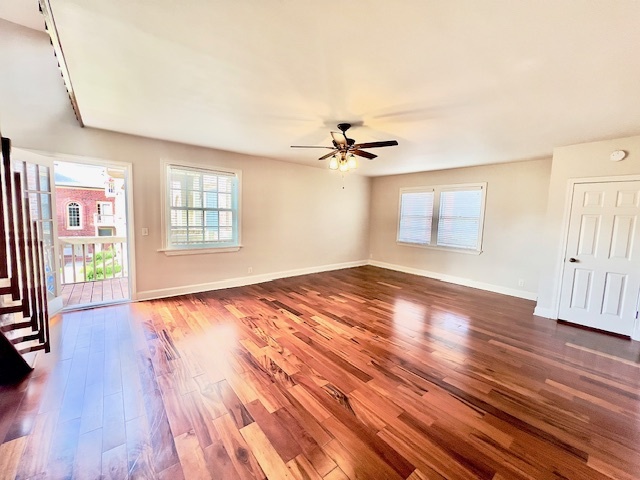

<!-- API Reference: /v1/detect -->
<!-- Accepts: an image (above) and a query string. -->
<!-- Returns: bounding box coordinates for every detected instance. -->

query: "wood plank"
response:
[203,437,241,480]
[213,413,265,480]
[240,422,296,480]
[102,391,126,453]
[0,436,26,480]
[286,453,323,480]
[216,379,255,429]
[174,429,211,480]
[73,427,103,480]
[101,443,128,480]
[125,414,156,479]
[13,410,57,479]
[245,399,302,463]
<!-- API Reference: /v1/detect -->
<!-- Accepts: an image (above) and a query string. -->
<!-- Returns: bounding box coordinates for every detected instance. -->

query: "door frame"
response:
[554,174,640,340]
[12,148,64,314]
[17,149,137,305]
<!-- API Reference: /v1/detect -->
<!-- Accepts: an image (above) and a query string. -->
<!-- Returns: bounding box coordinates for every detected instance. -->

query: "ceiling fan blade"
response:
[291,145,334,149]
[352,140,398,149]
[331,131,348,146]
[351,150,377,160]
[318,151,338,161]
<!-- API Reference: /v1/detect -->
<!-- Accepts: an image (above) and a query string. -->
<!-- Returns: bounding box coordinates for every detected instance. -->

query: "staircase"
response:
[0,136,51,384]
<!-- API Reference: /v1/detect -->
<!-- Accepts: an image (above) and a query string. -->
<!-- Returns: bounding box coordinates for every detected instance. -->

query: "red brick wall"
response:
[56,186,113,237]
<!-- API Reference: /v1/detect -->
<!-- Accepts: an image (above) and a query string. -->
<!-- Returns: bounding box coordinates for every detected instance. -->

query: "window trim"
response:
[96,201,113,215]
[397,182,487,254]
[66,201,82,230]
[106,178,116,194]
[159,161,242,255]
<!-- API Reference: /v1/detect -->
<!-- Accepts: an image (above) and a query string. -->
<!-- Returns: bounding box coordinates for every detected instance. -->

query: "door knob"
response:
[569,258,578,263]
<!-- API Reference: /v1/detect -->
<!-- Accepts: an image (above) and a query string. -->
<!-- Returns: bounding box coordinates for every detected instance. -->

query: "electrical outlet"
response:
[248,267,253,274]
[518,279,525,287]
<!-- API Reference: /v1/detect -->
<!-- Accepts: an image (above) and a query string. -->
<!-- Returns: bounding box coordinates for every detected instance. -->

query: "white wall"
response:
[369,159,552,299]
[535,134,640,317]
[0,20,371,299]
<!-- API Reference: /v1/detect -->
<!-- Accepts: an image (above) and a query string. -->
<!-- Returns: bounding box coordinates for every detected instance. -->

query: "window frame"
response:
[96,201,113,215]
[397,182,487,254]
[66,201,82,230]
[396,187,435,246]
[160,162,242,255]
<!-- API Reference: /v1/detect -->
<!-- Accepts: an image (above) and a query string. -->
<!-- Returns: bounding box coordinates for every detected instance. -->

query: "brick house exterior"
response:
[56,186,115,237]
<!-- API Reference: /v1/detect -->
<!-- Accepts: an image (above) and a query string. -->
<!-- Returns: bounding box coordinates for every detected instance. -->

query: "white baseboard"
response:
[368,260,538,301]
[533,306,556,319]
[137,258,540,303]
[136,260,368,301]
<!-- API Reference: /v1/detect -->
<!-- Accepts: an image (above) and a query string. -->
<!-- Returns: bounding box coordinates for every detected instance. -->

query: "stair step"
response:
[0,321,33,332]
[0,304,24,314]
[10,332,40,345]
[18,343,47,355]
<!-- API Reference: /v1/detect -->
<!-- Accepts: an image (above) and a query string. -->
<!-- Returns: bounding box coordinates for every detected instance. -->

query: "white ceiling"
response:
[4,0,640,176]
[0,0,44,31]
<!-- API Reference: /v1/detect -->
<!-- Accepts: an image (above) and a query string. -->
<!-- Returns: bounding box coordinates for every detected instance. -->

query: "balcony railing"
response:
[93,213,116,226]
[58,236,128,285]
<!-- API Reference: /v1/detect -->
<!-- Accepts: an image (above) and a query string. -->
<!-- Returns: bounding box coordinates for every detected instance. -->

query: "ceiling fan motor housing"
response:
[290,122,398,162]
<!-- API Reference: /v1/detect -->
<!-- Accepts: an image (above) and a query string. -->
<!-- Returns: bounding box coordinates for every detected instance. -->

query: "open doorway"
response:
[54,161,131,309]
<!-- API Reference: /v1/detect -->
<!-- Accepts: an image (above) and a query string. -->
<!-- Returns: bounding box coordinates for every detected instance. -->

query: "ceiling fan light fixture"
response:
[291,123,398,173]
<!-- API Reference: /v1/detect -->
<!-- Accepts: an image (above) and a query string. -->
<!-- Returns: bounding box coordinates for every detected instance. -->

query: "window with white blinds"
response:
[397,183,486,253]
[166,165,239,250]
[436,188,483,250]
[397,190,434,245]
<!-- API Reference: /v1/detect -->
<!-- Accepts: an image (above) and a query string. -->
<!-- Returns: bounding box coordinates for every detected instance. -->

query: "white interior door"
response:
[558,181,640,336]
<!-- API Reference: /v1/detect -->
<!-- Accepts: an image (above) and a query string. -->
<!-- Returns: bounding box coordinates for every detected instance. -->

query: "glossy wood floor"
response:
[1,266,639,479]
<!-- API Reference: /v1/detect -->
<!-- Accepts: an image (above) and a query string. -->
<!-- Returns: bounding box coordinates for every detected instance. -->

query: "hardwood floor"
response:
[1,266,639,479]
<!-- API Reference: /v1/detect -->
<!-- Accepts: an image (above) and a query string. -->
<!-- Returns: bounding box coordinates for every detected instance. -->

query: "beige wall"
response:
[369,159,552,298]
[1,20,371,298]
[536,134,640,316]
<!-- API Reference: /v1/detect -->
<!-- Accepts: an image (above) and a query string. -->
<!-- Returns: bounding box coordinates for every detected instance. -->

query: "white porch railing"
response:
[58,236,128,284]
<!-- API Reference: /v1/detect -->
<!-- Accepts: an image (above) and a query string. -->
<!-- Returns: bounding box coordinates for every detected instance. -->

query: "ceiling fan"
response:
[291,123,398,171]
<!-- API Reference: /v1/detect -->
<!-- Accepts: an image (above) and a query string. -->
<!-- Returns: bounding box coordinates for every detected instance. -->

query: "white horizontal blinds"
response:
[168,165,238,248]
[436,187,482,250]
[398,190,434,244]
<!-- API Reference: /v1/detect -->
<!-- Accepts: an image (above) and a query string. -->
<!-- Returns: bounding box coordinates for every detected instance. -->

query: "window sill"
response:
[397,241,482,255]
[158,245,242,256]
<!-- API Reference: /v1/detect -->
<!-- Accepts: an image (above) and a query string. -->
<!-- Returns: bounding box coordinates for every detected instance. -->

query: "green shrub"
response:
[94,248,115,262]
[82,249,122,281]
